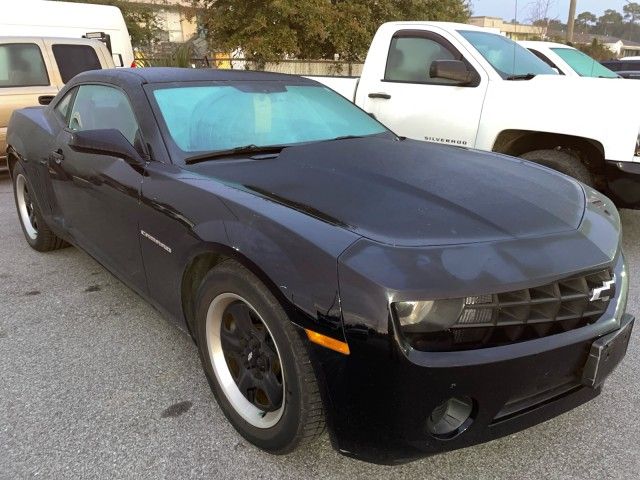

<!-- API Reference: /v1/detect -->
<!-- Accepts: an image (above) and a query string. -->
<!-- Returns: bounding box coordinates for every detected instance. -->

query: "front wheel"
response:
[194,260,324,453]
[520,149,594,187]
[12,162,67,252]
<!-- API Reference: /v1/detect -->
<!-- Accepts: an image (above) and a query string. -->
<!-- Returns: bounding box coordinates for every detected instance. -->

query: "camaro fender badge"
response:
[589,277,616,302]
[140,230,172,254]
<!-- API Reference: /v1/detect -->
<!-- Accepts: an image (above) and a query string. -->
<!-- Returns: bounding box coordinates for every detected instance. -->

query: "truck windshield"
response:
[152,83,388,155]
[551,48,619,78]
[458,30,557,79]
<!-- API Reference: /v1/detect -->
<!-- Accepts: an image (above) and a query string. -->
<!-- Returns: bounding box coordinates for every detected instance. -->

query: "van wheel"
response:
[521,149,594,187]
[12,163,67,252]
[194,260,325,453]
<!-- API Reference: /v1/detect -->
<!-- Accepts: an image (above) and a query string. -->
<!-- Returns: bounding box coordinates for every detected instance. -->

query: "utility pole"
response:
[566,0,577,43]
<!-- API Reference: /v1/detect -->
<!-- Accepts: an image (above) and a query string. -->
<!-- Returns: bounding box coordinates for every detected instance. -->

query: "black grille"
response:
[410,269,614,351]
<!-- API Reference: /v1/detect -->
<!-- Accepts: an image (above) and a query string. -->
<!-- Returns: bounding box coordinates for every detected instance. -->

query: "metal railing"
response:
[140,57,364,76]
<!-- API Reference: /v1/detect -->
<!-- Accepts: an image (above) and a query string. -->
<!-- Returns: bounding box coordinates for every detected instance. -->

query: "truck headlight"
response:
[393,299,463,333]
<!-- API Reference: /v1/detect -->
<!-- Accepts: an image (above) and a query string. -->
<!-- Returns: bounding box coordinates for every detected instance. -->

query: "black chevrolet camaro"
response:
[6,68,634,464]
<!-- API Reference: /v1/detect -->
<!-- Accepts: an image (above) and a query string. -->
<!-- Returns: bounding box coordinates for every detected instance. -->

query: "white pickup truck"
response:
[311,22,640,205]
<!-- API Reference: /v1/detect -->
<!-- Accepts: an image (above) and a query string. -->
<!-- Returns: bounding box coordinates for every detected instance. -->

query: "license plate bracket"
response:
[582,314,634,388]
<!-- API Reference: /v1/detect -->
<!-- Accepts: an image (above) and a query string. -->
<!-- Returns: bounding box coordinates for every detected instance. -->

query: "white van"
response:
[1,0,134,68]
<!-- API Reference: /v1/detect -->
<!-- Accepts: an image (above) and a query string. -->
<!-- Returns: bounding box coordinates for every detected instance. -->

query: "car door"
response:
[0,41,59,162]
[360,30,488,148]
[50,83,147,291]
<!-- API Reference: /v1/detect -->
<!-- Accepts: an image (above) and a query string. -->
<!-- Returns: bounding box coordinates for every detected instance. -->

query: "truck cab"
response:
[1,37,114,172]
[311,22,640,205]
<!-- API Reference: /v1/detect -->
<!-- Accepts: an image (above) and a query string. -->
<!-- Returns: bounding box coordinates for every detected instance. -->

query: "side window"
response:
[52,45,101,84]
[68,85,139,145]
[54,88,76,121]
[384,35,457,84]
[0,43,49,88]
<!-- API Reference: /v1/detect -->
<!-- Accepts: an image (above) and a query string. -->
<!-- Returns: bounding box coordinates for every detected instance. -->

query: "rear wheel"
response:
[12,163,67,252]
[194,260,324,453]
[521,149,594,187]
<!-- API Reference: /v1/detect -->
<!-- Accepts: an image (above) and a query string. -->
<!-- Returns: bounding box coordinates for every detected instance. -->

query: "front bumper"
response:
[311,252,632,464]
[310,313,633,465]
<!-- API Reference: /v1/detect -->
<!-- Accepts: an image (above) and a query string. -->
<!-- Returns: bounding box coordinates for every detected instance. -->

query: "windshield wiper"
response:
[184,144,288,165]
[505,73,537,80]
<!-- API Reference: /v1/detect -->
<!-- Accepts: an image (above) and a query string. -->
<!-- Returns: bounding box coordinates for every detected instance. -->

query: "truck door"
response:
[359,29,488,149]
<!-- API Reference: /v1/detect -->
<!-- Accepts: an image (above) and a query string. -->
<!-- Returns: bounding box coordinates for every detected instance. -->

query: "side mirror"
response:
[430,60,476,85]
[69,129,145,165]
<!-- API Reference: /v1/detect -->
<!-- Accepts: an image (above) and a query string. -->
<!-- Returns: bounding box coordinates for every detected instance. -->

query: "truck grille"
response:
[450,269,613,349]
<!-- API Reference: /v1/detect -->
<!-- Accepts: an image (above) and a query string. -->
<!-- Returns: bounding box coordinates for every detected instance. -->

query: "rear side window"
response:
[52,44,101,83]
[385,35,457,84]
[0,43,49,88]
[54,88,76,121]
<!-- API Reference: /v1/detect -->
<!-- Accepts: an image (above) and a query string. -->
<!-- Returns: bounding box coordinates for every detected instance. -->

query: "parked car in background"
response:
[0,37,114,173]
[2,0,133,68]
[5,68,634,464]
[309,22,640,205]
[521,41,619,78]
[601,59,640,80]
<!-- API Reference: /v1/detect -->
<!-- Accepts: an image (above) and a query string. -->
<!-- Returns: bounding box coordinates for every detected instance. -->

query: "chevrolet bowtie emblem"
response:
[589,277,616,302]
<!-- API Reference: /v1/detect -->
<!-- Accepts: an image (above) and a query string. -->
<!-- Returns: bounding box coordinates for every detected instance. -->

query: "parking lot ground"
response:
[1,175,639,479]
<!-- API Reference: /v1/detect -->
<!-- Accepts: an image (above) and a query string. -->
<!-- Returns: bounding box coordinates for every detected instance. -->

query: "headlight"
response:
[393,299,463,333]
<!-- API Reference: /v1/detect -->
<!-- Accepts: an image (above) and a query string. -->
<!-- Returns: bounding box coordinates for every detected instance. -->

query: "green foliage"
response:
[575,11,596,30]
[576,38,615,61]
[199,0,470,63]
[142,43,195,67]
[54,0,163,48]
[624,2,640,24]
[574,3,640,46]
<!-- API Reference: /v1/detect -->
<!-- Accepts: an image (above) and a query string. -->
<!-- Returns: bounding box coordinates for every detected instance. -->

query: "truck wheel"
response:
[194,260,325,453]
[520,149,594,187]
[12,163,67,252]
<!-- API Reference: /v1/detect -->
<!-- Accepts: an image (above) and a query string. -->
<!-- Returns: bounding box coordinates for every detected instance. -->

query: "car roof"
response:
[519,41,573,49]
[71,67,318,87]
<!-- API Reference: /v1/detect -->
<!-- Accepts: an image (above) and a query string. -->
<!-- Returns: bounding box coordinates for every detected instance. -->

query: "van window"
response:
[52,45,101,83]
[0,43,49,88]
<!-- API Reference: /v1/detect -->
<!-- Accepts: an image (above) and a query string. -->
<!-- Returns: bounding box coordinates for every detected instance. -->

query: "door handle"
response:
[368,92,391,99]
[49,149,64,165]
[38,95,55,105]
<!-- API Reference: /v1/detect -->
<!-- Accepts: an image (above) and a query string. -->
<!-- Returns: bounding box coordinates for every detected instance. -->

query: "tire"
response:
[12,162,67,252]
[520,149,594,187]
[194,260,324,453]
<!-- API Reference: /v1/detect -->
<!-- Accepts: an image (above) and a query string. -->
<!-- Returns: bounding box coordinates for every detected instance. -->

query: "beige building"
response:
[126,0,198,43]
[468,16,546,41]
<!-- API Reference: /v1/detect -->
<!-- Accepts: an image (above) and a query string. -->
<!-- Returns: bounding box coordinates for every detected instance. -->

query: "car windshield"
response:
[458,30,557,79]
[551,47,619,78]
[152,83,388,155]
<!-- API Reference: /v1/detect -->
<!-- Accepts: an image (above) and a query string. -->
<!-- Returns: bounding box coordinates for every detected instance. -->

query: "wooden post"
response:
[567,0,577,43]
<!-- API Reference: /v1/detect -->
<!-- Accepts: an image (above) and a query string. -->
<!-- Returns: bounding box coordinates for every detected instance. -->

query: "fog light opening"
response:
[426,396,475,439]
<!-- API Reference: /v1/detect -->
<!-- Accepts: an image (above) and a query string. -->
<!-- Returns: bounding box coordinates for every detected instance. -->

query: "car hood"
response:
[188,137,585,247]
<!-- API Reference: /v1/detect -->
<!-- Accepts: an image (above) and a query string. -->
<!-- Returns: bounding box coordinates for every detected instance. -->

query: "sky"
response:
[471,0,629,22]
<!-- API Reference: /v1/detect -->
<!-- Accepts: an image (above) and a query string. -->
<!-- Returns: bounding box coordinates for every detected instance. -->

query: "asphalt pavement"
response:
[1,175,639,479]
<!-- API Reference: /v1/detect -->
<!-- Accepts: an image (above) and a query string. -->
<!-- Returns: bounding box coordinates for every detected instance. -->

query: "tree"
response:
[527,0,556,38]
[199,0,470,63]
[575,11,596,32]
[597,9,624,36]
[624,2,640,24]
